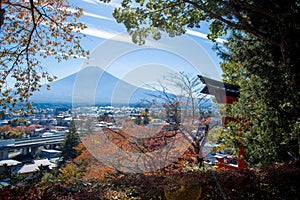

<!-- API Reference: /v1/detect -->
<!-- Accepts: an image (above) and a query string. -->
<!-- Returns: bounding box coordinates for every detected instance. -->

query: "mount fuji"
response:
[31,66,163,105]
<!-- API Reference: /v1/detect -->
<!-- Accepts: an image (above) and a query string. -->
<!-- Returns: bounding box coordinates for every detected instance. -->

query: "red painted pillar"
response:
[237,130,247,169]
[216,156,225,169]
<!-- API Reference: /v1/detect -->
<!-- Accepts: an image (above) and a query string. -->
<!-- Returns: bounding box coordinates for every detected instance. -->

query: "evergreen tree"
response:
[61,120,81,162]
[134,115,142,125]
[219,33,300,165]
[141,109,151,125]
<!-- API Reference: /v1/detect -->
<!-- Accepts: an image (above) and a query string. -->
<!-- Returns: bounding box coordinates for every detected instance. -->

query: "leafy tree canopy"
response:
[9,117,28,127]
[0,0,88,115]
[218,33,300,165]
[109,0,299,53]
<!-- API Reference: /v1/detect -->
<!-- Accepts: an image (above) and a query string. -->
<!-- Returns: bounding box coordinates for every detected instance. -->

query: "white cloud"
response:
[83,11,114,21]
[186,29,226,43]
[81,0,121,8]
[81,27,117,39]
[81,0,98,5]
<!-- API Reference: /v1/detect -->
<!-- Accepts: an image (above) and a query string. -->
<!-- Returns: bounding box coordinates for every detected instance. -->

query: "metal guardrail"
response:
[15,135,64,143]
[0,135,65,150]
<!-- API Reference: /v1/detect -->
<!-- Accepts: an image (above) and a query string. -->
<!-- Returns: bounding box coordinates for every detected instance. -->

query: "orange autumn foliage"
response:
[59,143,116,183]
[79,125,199,175]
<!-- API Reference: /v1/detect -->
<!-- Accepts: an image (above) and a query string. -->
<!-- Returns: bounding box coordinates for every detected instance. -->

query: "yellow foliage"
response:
[164,184,202,200]
[58,163,81,185]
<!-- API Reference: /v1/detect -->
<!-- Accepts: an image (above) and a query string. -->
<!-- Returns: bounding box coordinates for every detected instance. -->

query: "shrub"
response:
[0,162,299,199]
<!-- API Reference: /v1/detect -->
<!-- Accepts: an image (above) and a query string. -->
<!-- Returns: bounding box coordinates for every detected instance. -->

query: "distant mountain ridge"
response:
[31,66,162,104]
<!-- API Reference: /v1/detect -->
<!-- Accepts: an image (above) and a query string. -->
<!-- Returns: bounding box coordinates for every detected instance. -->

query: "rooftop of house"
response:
[0,159,21,167]
[16,159,57,174]
[17,164,39,174]
[34,159,51,167]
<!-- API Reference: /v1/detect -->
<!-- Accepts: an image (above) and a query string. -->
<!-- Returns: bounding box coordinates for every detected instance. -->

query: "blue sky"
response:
[43,0,225,85]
